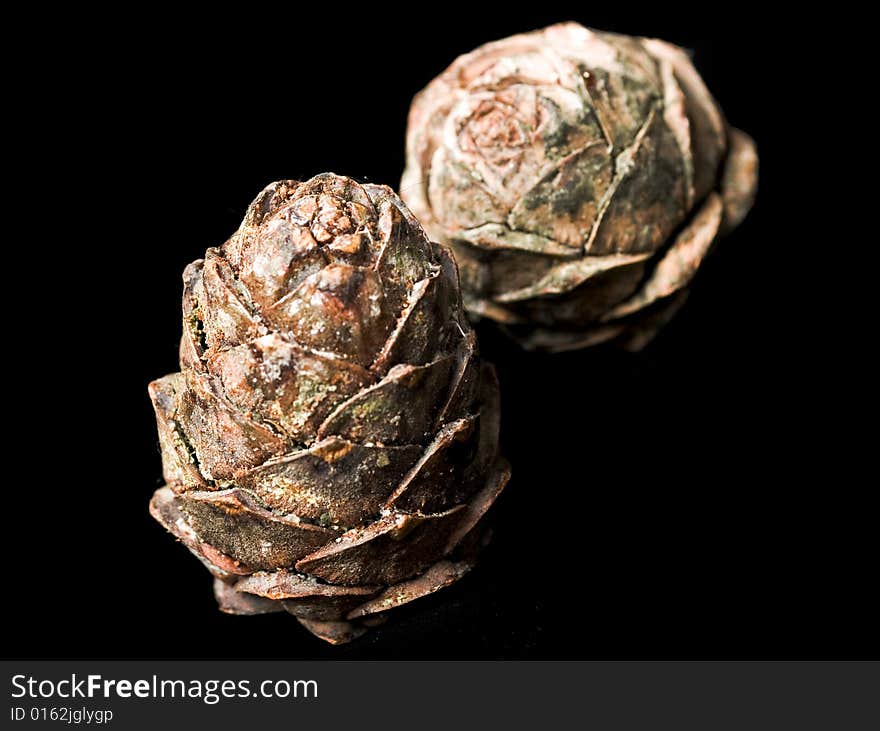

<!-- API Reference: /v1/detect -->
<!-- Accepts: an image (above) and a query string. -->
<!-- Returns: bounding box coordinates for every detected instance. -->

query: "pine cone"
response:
[149,174,509,644]
[401,22,758,351]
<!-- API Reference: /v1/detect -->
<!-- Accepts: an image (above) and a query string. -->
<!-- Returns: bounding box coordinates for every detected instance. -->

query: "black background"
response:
[8,4,868,659]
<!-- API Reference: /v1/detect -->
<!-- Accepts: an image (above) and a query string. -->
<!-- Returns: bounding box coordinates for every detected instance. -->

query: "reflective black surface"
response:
[9,4,867,659]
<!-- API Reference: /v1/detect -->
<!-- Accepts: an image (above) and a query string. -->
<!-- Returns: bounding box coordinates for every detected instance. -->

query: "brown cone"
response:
[401,23,758,351]
[149,174,509,643]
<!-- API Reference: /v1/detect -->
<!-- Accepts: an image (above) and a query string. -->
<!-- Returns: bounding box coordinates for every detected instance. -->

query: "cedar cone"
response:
[402,22,758,351]
[149,174,509,644]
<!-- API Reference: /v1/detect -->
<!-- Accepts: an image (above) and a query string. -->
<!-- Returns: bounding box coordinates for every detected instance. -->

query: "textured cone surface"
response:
[401,22,759,351]
[149,174,509,642]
